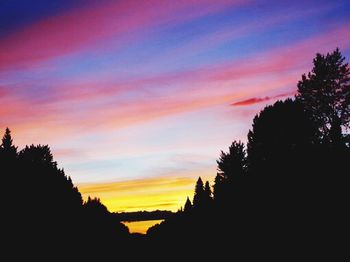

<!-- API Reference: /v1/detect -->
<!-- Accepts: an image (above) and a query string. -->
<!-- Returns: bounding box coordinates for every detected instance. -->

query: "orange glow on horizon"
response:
[78,172,214,212]
[123,220,164,234]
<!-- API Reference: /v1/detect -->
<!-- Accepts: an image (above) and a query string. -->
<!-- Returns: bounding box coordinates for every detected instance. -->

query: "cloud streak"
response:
[231,92,295,106]
[78,175,200,212]
[1,0,349,212]
[0,0,245,70]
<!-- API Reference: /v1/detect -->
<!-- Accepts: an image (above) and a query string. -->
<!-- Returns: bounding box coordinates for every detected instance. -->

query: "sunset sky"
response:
[1,0,349,212]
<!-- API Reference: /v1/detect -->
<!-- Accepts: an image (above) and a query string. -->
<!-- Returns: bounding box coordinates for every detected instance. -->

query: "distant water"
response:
[123,219,164,234]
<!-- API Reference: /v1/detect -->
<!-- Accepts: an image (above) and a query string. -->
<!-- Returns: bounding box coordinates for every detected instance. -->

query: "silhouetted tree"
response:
[213,141,246,205]
[202,181,212,207]
[0,128,131,258]
[246,99,320,213]
[213,174,223,202]
[85,196,108,212]
[217,141,246,181]
[82,196,129,254]
[2,49,348,259]
[204,181,212,198]
[0,127,17,159]
[297,48,350,144]
[193,177,204,209]
[184,197,192,213]
[247,99,318,174]
[147,48,350,257]
[19,144,55,166]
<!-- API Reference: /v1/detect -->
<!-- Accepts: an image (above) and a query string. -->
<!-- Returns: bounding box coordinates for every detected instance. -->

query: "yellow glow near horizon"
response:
[78,172,214,212]
[123,220,164,234]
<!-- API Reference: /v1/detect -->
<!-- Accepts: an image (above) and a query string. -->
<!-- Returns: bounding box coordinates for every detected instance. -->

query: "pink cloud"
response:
[54,23,350,131]
[0,0,245,70]
[1,22,350,146]
[232,97,273,106]
[57,20,349,109]
[231,92,295,106]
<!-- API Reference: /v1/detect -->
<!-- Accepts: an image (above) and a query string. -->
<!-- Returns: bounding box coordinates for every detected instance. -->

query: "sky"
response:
[1,0,349,212]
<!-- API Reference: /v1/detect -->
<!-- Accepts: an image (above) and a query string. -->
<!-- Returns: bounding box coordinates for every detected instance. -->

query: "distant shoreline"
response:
[113,210,174,222]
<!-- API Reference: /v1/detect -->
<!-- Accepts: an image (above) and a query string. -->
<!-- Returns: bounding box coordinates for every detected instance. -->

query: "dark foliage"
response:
[147,49,349,257]
[184,197,192,213]
[2,48,348,259]
[214,140,246,206]
[192,177,204,209]
[1,131,129,259]
[296,48,350,143]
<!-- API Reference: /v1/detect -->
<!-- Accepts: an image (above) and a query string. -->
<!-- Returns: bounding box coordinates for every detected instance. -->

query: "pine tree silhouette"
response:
[2,47,349,259]
[1,128,131,258]
[184,197,192,213]
[148,48,350,257]
[0,127,17,159]
[203,181,213,208]
[193,177,204,209]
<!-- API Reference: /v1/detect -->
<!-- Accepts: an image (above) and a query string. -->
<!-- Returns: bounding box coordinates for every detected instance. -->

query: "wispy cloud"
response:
[78,175,202,212]
[231,92,295,106]
[0,0,245,70]
[1,0,349,212]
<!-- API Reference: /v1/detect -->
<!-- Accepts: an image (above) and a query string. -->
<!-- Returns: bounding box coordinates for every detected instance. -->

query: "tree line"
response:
[113,210,174,222]
[1,129,129,259]
[147,48,349,257]
[1,48,349,258]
